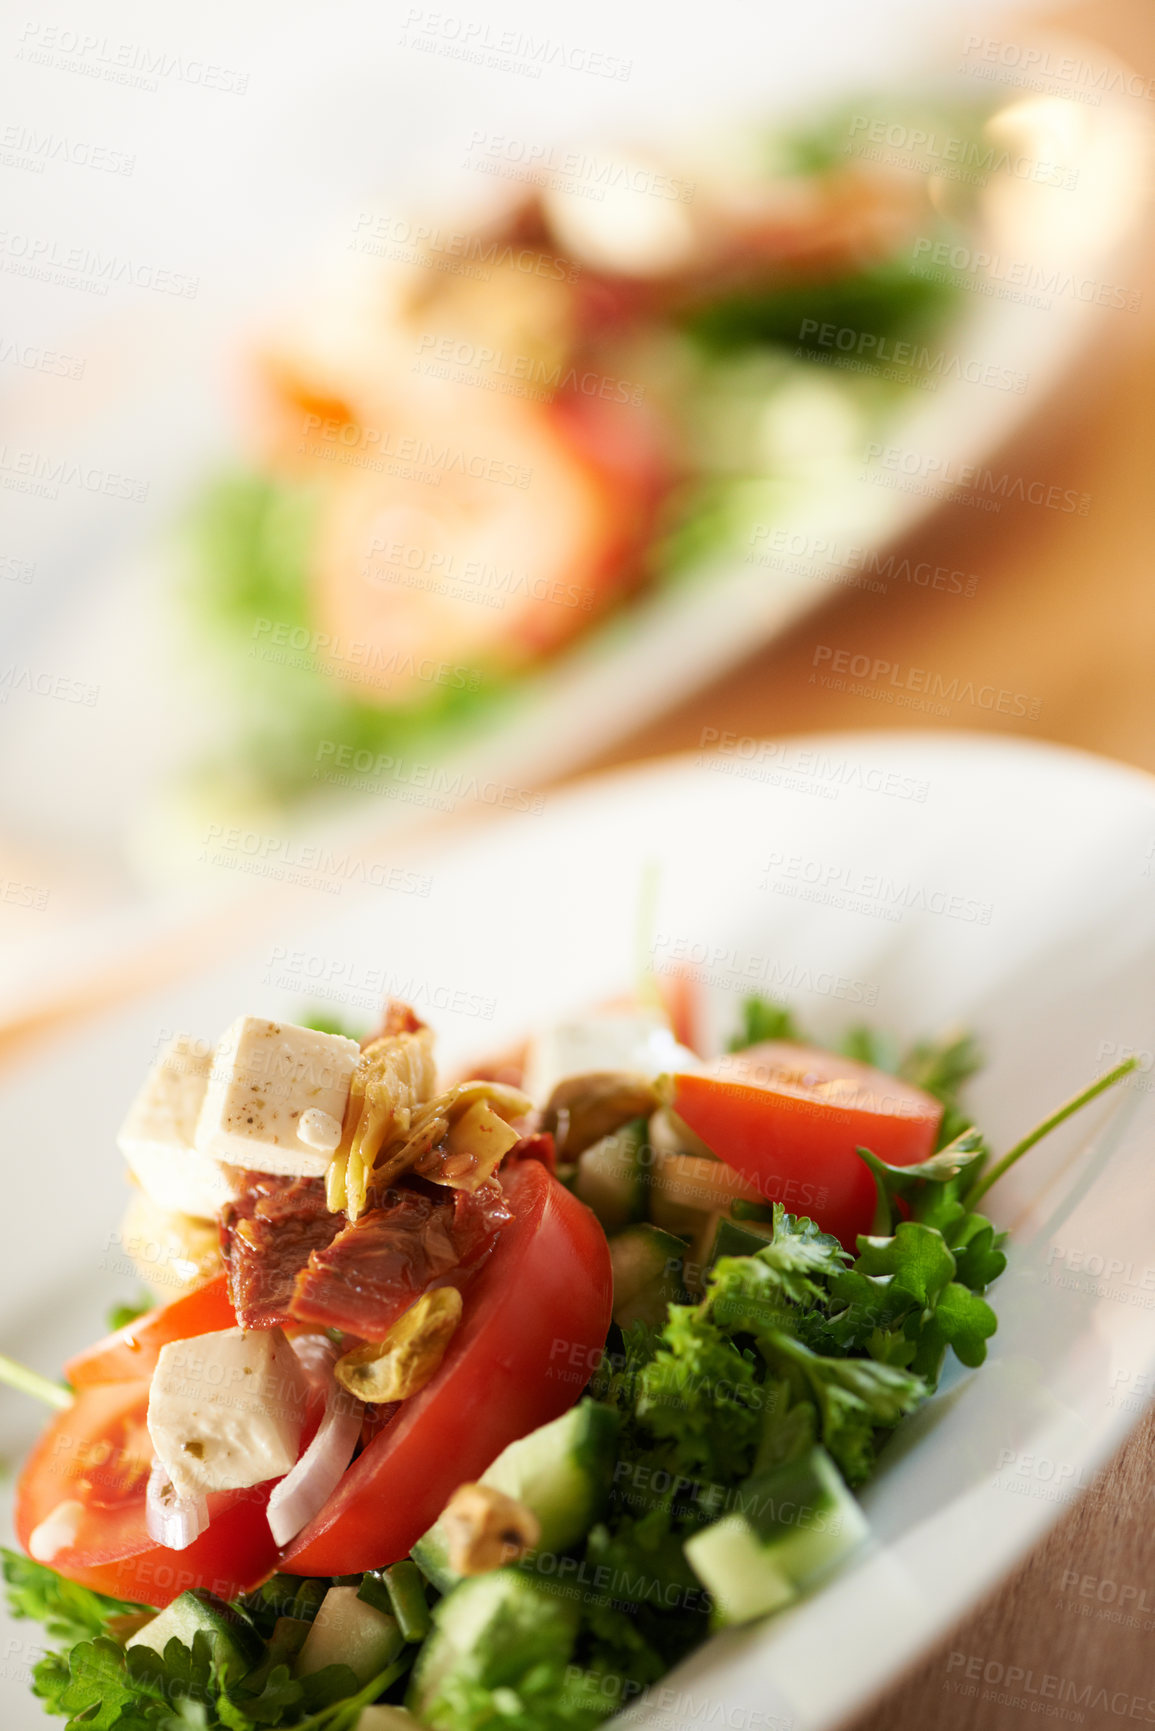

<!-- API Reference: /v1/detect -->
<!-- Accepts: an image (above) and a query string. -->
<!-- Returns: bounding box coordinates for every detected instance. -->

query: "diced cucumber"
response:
[412,1398,618,1593]
[354,1571,395,1619]
[407,1570,578,1724]
[295,1585,404,1684]
[127,1589,261,1682]
[684,1446,869,1626]
[265,1615,311,1666]
[573,1117,647,1232]
[730,1198,776,1223]
[647,1151,763,1236]
[410,1533,458,1597]
[291,1577,329,1622]
[751,1448,870,1587]
[684,1517,797,1624]
[237,1617,311,1699]
[648,1104,715,1160]
[359,1561,431,1643]
[690,1212,774,1283]
[610,1224,688,1328]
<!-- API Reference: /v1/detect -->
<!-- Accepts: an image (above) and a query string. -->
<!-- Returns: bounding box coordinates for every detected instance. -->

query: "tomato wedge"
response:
[14,1380,280,1606]
[65,1275,236,1389]
[282,1159,612,1574]
[669,1041,942,1250]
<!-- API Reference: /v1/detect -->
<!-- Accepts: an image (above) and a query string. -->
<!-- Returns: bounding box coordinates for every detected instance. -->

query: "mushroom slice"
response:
[542,1071,658,1160]
[441,1482,541,1576]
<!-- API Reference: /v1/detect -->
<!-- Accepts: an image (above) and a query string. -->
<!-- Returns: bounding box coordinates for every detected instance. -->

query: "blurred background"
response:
[2,0,1152,1034]
[2,0,1154,1723]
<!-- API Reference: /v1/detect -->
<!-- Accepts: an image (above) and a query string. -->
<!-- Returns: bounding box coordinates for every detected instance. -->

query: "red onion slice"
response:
[145,1458,209,1551]
[268,1372,363,1548]
[289,1331,340,1384]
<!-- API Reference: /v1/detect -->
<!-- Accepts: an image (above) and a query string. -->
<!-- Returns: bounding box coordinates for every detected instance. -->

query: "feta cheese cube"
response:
[524,1008,700,1105]
[121,1190,223,1301]
[195,1018,360,1178]
[118,1035,239,1219]
[148,1326,310,1499]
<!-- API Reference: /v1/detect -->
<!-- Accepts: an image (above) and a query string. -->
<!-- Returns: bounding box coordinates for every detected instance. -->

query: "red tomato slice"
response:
[282,1159,612,1575]
[14,1381,281,1606]
[65,1276,236,1389]
[670,1041,942,1250]
[658,968,701,1057]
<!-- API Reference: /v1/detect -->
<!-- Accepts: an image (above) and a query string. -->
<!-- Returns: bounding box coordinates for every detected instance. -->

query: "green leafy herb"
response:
[726,997,801,1052]
[107,1295,155,1333]
[681,256,955,359]
[760,1332,927,1485]
[963,1058,1138,1208]
[3,1551,146,1646]
[0,1354,72,1410]
[897,1032,984,1146]
[302,1012,370,1042]
[30,1622,402,1731]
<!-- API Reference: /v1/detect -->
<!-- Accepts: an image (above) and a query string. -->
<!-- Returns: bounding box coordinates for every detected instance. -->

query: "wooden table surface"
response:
[590,2,1155,1725]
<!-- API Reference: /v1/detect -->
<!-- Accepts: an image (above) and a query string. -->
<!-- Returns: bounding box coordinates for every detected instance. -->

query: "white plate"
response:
[2,728,1154,1728]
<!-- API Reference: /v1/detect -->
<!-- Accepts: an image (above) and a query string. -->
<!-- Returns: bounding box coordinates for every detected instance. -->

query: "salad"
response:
[1,992,1133,1731]
[184,94,1002,811]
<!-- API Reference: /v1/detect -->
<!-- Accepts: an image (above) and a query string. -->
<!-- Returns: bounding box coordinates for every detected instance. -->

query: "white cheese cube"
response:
[148,1326,311,1499]
[195,1018,360,1178]
[524,1008,700,1105]
[118,1034,239,1219]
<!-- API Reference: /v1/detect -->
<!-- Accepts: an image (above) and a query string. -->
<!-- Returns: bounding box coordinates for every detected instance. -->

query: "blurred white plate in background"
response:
[0,11,1149,914]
